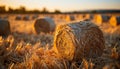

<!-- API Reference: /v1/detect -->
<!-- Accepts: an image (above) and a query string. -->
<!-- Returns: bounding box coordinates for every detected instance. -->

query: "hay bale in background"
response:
[94,14,110,25]
[53,21,105,61]
[109,16,120,27]
[84,14,90,19]
[0,16,9,20]
[77,14,84,20]
[33,17,56,34]
[82,14,86,19]
[23,15,29,21]
[3,16,9,19]
[66,15,75,22]
[0,16,2,19]
[15,15,22,20]
[0,19,11,36]
[90,14,94,20]
[32,15,39,20]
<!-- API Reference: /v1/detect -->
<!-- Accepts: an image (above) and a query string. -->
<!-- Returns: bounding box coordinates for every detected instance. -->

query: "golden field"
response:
[0,14,120,69]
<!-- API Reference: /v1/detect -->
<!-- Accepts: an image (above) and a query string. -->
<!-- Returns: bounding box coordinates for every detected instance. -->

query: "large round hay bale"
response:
[33,17,56,34]
[0,19,11,36]
[66,15,75,22]
[109,16,120,27]
[15,15,22,20]
[94,14,110,25]
[53,21,105,61]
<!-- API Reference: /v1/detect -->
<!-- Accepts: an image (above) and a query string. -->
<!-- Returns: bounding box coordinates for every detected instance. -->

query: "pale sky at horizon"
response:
[0,0,120,12]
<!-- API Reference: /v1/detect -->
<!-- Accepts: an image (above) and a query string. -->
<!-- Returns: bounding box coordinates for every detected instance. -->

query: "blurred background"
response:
[0,0,120,13]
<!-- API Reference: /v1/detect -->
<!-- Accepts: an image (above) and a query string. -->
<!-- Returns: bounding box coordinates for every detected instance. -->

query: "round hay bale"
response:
[109,16,120,27]
[0,19,11,36]
[3,16,9,19]
[82,14,86,19]
[94,14,110,25]
[77,14,83,20]
[23,15,29,21]
[32,15,39,20]
[66,15,75,22]
[33,17,56,34]
[90,14,94,20]
[15,15,22,20]
[85,14,90,19]
[53,21,105,61]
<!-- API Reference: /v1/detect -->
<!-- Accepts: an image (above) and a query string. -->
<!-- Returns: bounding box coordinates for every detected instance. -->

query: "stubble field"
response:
[0,14,120,69]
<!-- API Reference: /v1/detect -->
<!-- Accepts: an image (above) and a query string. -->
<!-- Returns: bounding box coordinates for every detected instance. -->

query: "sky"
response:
[0,0,120,12]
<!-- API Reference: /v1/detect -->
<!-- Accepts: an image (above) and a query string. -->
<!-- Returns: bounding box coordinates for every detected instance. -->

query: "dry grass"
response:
[0,14,120,69]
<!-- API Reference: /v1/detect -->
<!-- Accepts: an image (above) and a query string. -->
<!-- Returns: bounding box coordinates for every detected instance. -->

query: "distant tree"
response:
[19,6,26,13]
[54,9,61,13]
[8,6,26,13]
[33,9,40,13]
[8,7,14,13]
[91,10,97,13]
[41,7,49,13]
[0,6,6,13]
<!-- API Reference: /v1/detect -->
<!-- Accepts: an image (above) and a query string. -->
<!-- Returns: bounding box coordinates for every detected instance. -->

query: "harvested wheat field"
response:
[0,13,120,69]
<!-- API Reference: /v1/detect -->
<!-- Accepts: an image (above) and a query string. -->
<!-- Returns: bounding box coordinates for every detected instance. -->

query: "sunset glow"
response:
[0,0,120,12]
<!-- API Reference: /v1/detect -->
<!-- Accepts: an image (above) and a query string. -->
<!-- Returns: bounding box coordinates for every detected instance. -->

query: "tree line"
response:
[0,6,120,14]
[0,6,61,14]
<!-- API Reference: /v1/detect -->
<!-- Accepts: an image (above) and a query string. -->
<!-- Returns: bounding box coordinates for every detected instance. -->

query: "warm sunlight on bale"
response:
[84,14,90,19]
[0,19,11,36]
[15,15,22,20]
[53,21,105,61]
[66,15,75,22]
[23,15,29,21]
[33,17,56,34]
[109,16,120,27]
[94,14,110,25]
[77,14,83,20]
